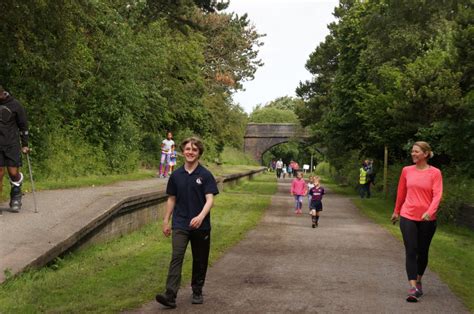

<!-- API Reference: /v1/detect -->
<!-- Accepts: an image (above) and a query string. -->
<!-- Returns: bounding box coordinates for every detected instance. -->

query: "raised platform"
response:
[0,167,265,283]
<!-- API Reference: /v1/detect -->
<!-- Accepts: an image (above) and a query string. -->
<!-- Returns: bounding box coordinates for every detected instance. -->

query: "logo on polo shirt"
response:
[196,177,203,185]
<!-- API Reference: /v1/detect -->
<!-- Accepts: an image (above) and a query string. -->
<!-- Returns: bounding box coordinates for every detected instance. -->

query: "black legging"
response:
[400,216,437,281]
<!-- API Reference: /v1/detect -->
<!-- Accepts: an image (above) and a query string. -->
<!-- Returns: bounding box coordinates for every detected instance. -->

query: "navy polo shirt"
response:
[166,164,219,231]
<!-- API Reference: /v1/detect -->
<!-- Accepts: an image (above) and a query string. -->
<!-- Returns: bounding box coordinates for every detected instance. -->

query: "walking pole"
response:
[26,153,38,213]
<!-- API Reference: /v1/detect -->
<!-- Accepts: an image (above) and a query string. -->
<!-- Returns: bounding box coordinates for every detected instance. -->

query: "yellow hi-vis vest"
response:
[359,167,367,184]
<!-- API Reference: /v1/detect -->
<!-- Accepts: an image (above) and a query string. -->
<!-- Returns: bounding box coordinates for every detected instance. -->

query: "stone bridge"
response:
[244,123,311,163]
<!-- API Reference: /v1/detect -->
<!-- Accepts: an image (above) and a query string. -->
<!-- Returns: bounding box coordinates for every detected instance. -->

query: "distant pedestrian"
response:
[308,176,325,228]
[282,164,287,179]
[391,141,442,303]
[366,159,376,187]
[158,131,175,178]
[287,165,293,178]
[359,161,369,198]
[0,86,30,212]
[155,137,219,308]
[290,171,306,214]
[276,158,283,179]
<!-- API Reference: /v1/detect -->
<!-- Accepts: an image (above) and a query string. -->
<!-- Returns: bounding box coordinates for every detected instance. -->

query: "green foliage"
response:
[0,0,263,179]
[37,127,108,180]
[297,0,474,175]
[220,146,258,166]
[314,161,335,177]
[249,107,299,123]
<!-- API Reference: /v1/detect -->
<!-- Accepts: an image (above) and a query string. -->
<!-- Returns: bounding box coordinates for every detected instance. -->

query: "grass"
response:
[323,178,474,311]
[0,172,276,313]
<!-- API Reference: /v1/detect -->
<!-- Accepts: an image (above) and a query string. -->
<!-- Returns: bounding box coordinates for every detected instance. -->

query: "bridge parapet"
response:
[244,123,311,162]
[245,123,309,138]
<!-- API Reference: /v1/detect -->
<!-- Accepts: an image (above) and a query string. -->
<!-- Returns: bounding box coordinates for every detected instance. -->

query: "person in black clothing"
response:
[0,86,29,212]
[155,137,219,309]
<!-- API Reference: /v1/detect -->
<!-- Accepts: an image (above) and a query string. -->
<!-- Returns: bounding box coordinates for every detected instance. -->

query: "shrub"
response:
[220,146,258,166]
[38,127,108,179]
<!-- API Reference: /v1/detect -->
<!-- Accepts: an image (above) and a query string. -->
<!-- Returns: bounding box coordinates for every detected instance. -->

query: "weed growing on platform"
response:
[0,173,275,312]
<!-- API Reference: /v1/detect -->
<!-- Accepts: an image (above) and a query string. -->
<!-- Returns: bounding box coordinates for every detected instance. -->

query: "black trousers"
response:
[165,229,211,295]
[276,168,282,178]
[399,216,437,281]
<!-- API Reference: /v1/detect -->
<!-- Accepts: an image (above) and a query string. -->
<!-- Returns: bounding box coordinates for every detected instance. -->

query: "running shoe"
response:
[416,282,423,296]
[312,223,316,228]
[192,291,203,304]
[406,287,420,302]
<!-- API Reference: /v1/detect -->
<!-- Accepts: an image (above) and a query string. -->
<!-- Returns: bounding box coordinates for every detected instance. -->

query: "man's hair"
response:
[180,137,204,156]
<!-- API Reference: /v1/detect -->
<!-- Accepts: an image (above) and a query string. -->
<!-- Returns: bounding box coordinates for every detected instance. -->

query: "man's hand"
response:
[22,147,30,154]
[162,221,171,237]
[189,215,204,229]
[391,212,399,225]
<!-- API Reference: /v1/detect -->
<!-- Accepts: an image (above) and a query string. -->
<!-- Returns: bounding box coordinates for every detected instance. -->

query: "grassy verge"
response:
[0,172,276,313]
[323,178,474,311]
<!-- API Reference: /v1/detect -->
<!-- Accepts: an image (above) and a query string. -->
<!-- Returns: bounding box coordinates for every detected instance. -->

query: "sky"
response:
[225,0,339,113]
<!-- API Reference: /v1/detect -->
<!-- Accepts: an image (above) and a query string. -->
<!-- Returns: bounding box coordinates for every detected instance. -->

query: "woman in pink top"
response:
[290,171,307,214]
[391,141,443,303]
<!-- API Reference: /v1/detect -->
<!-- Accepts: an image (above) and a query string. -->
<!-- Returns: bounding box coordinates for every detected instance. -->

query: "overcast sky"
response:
[225,0,339,113]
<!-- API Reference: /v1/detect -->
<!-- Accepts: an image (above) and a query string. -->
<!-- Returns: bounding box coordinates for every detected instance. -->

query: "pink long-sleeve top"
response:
[394,165,443,221]
[291,178,307,196]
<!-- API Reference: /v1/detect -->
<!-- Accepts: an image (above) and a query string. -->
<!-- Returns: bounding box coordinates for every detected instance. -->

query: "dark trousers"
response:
[165,229,211,295]
[359,183,370,198]
[276,168,282,178]
[400,216,437,281]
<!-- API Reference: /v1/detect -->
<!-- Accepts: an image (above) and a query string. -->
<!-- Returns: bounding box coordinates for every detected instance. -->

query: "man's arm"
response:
[15,102,29,152]
[162,195,176,237]
[189,193,214,229]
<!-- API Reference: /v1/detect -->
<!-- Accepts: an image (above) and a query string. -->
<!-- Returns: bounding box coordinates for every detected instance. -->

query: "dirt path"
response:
[128,179,468,313]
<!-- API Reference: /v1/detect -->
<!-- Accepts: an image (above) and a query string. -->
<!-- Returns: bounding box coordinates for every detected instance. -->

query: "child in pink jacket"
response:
[291,171,307,214]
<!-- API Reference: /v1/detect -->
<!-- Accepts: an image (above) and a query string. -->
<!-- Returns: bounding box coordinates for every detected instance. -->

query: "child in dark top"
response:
[309,176,325,228]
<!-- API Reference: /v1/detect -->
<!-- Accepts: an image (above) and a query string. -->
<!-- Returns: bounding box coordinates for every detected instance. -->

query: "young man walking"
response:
[155,137,219,308]
[0,86,29,212]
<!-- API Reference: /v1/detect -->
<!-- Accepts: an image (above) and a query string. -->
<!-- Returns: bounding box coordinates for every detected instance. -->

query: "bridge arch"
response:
[244,123,311,163]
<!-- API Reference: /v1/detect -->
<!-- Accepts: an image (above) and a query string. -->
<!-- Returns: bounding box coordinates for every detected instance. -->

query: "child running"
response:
[290,171,307,214]
[307,175,314,213]
[308,176,325,228]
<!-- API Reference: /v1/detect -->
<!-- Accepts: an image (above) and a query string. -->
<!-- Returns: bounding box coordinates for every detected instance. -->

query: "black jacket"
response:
[0,92,29,147]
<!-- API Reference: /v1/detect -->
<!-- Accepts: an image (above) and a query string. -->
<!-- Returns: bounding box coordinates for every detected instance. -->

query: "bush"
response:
[220,146,258,166]
[438,176,474,224]
[314,161,333,177]
[38,127,108,180]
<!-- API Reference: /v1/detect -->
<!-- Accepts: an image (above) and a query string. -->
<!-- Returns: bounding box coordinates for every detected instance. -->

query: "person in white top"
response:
[159,131,175,178]
[275,159,283,179]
